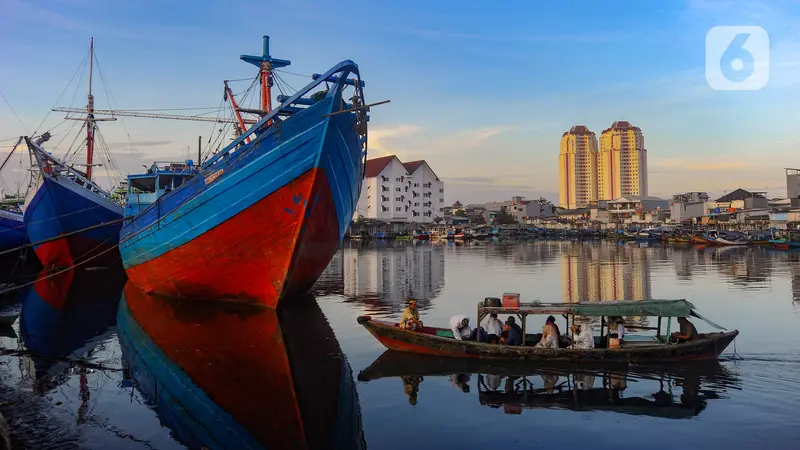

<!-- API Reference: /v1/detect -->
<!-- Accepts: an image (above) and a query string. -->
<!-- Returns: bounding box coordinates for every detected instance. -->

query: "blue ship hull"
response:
[24,176,123,267]
[0,209,26,250]
[120,60,366,307]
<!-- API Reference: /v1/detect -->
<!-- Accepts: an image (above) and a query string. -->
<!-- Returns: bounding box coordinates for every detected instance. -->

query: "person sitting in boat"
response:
[500,319,522,346]
[483,313,504,344]
[450,315,473,340]
[399,299,423,331]
[546,315,561,339]
[570,322,594,349]
[670,317,698,343]
[608,316,625,342]
[535,318,559,349]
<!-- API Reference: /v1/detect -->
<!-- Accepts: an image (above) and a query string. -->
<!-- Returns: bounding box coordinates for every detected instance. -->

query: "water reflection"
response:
[17,267,126,392]
[315,240,445,312]
[560,242,652,302]
[359,351,740,419]
[118,283,366,450]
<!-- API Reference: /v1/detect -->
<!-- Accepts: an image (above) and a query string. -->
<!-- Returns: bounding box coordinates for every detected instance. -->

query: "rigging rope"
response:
[32,47,90,136]
[0,90,29,134]
[93,51,130,179]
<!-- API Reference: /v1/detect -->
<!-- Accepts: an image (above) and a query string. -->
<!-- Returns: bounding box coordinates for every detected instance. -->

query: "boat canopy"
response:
[478,299,725,330]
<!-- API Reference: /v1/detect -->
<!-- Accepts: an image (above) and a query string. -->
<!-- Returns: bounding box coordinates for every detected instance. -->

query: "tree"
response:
[493,212,518,225]
[454,209,467,217]
[433,216,443,224]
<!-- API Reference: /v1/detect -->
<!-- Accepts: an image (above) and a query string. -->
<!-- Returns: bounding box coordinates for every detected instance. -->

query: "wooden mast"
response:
[86,36,95,181]
[240,35,291,126]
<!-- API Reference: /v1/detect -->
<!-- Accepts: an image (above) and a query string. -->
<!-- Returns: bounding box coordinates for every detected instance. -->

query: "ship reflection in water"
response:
[18,267,126,391]
[118,283,366,450]
[358,351,741,420]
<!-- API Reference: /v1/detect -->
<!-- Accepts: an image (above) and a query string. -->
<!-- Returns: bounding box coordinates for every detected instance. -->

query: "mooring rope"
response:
[0,241,122,297]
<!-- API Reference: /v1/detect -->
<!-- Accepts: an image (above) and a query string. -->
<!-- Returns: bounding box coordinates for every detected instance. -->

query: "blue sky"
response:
[2,0,800,203]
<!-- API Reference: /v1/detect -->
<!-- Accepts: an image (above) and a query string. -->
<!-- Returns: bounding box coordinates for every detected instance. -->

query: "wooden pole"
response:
[657,316,662,341]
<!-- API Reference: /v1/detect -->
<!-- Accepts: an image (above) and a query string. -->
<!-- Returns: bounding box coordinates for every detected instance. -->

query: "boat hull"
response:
[120,94,363,307]
[24,176,123,267]
[356,316,739,362]
[0,209,26,250]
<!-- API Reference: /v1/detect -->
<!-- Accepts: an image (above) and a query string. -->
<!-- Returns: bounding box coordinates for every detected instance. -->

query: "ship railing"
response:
[25,137,113,200]
[200,60,365,173]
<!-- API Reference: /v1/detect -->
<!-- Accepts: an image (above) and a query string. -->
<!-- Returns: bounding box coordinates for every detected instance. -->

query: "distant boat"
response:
[0,207,25,251]
[23,38,124,268]
[706,230,748,246]
[120,36,371,308]
[0,141,30,251]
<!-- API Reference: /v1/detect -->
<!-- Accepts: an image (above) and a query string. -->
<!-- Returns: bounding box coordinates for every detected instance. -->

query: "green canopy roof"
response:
[568,299,695,318]
[477,299,726,330]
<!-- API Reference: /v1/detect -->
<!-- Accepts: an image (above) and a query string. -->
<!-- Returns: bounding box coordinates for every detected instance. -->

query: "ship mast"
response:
[240,36,291,125]
[85,37,95,181]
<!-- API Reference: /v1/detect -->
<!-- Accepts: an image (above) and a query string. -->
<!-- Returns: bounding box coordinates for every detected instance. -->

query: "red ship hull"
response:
[125,168,340,308]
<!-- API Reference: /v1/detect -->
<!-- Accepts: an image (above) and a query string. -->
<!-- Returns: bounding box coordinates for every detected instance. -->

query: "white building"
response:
[354,155,445,223]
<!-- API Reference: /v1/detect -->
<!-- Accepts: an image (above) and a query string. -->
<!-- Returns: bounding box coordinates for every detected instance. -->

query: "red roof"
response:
[364,155,398,177]
[562,125,595,137]
[403,160,440,181]
[402,160,425,174]
[602,121,641,134]
[364,156,441,181]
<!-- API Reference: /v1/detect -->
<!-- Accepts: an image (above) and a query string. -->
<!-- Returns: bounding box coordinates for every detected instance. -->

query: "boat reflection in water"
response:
[18,266,127,387]
[118,283,366,450]
[359,351,741,419]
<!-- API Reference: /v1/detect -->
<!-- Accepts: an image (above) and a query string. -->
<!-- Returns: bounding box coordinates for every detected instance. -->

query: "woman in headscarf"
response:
[535,319,558,349]
[570,321,595,349]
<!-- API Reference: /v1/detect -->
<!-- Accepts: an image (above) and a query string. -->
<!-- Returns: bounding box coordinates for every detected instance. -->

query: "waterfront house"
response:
[607,195,668,224]
[354,155,445,224]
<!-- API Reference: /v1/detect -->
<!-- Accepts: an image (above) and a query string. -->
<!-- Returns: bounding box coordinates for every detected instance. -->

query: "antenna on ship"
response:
[240,35,291,124]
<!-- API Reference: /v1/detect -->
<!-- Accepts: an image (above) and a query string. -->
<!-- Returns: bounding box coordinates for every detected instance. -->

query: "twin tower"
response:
[558,121,648,210]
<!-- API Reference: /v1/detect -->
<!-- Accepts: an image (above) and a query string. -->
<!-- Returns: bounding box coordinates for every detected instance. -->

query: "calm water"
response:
[1,240,800,449]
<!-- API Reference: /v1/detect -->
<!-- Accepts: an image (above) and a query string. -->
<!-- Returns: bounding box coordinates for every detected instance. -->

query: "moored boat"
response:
[0,144,29,251]
[357,299,738,362]
[120,36,371,307]
[23,39,124,268]
[414,230,430,240]
[0,208,25,251]
[707,230,749,246]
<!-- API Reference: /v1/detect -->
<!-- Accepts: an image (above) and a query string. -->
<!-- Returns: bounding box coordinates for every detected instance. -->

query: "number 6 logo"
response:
[706,26,769,91]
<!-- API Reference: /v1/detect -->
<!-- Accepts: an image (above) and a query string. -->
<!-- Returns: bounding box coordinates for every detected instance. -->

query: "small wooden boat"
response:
[357,299,738,363]
[707,230,748,246]
[691,233,715,245]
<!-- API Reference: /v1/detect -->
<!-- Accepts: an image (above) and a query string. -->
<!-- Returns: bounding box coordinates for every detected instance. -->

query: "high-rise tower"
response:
[598,121,648,200]
[559,125,598,209]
